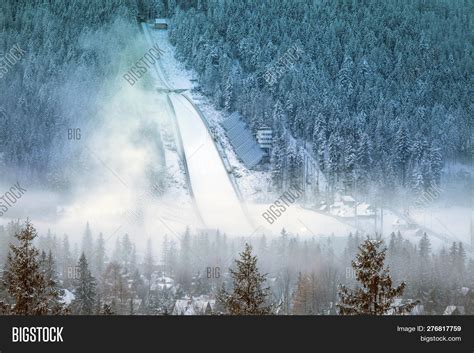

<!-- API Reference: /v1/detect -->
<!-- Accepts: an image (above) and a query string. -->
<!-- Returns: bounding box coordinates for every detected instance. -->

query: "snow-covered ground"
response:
[410,206,471,244]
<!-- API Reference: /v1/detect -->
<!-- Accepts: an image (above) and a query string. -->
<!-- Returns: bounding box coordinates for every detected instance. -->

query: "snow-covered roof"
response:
[329,201,374,218]
[150,273,175,291]
[173,299,190,315]
[154,18,168,24]
[341,195,355,203]
[193,300,215,314]
[222,112,263,168]
[172,296,215,315]
[387,299,422,315]
[357,202,375,216]
[411,304,424,315]
[443,305,465,315]
[393,218,407,226]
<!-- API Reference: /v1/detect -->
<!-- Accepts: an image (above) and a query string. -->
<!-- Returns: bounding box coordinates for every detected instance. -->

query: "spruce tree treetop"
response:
[218,243,273,315]
[338,237,416,315]
[71,253,96,315]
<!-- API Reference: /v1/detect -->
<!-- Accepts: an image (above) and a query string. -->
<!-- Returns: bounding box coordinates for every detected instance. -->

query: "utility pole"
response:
[471,217,474,253]
[374,192,377,235]
[380,187,384,237]
[354,170,358,230]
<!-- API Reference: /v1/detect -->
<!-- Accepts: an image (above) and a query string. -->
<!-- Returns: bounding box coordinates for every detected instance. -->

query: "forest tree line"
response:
[1,220,473,315]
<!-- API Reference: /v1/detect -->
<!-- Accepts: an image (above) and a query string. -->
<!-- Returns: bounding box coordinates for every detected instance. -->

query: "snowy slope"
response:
[143,23,253,235]
[169,93,253,234]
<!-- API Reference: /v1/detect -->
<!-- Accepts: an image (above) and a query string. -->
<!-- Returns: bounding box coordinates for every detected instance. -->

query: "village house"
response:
[154,18,168,30]
[172,295,216,315]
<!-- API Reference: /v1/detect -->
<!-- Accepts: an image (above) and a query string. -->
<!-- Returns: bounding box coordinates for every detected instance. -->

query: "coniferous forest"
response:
[0,0,472,319]
[0,0,471,194]
[168,0,471,195]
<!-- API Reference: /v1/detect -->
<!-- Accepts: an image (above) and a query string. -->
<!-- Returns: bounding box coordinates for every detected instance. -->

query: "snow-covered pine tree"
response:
[428,143,443,187]
[411,163,425,195]
[271,137,285,190]
[311,114,326,168]
[448,242,458,277]
[222,75,233,111]
[71,253,96,315]
[394,124,410,187]
[218,243,273,315]
[120,234,133,270]
[178,227,192,292]
[40,250,66,314]
[60,234,74,287]
[424,288,442,315]
[102,262,129,314]
[456,242,466,283]
[418,233,432,291]
[82,222,94,264]
[343,140,356,190]
[337,237,416,315]
[355,132,372,191]
[292,272,312,315]
[292,106,306,139]
[147,287,174,315]
[144,238,154,295]
[287,141,304,189]
[327,132,342,192]
[93,233,106,278]
[4,220,65,315]
[271,101,288,190]
[338,55,354,93]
